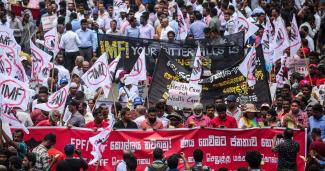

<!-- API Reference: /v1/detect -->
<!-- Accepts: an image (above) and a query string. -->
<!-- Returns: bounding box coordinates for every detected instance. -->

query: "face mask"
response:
[148,118,156,124]
[1,19,6,24]
[194,112,203,118]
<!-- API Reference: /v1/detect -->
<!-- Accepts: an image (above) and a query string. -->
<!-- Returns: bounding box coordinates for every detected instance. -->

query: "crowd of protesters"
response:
[0,0,324,170]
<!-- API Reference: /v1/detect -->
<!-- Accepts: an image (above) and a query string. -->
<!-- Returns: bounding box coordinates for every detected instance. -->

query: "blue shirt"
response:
[76,29,97,51]
[124,26,140,38]
[190,20,206,39]
[309,115,325,141]
[71,19,80,32]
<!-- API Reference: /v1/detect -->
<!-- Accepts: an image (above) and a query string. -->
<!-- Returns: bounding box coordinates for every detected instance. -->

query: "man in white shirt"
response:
[160,18,174,40]
[139,14,155,39]
[118,78,139,107]
[59,23,81,72]
[55,53,71,83]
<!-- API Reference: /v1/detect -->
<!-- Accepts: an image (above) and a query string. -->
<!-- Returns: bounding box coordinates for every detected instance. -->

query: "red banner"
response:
[17,127,306,171]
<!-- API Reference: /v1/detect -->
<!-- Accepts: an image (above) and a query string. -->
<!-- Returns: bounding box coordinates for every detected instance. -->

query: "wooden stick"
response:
[92,88,103,112]
[145,79,150,109]
[110,85,118,120]
[95,161,100,171]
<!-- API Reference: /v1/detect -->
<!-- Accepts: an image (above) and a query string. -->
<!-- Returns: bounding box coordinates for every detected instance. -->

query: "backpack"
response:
[147,162,168,171]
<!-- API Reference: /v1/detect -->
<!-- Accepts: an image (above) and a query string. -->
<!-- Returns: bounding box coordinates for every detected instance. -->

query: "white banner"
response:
[271,17,290,62]
[167,81,202,108]
[81,53,112,97]
[41,15,57,31]
[0,74,33,111]
[33,84,70,113]
[261,16,273,66]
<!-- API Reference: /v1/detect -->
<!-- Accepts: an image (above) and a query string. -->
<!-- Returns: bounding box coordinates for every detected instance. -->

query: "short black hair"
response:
[69,99,80,108]
[75,91,85,100]
[70,12,77,19]
[25,153,36,166]
[206,104,215,110]
[155,101,165,110]
[148,107,157,113]
[125,155,137,171]
[38,86,49,94]
[81,18,88,24]
[193,148,204,162]
[153,148,163,160]
[9,156,22,169]
[245,150,262,169]
[14,129,24,139]
[291,100,301,106]
[167,154,178,169]
[284,128,294,139]
[167,31,175,37]
[120,108,130,116]
[312,103,324,113]
[312,128,321,137]
[216,104,227,113]
[92,108,101,117]
[66,22,72,30]
[218,167,228,171]
[43,133,56,144]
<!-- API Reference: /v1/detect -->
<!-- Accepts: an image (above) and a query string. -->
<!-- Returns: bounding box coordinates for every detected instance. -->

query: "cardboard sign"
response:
[41,15,57,31]
[167,81,202,108]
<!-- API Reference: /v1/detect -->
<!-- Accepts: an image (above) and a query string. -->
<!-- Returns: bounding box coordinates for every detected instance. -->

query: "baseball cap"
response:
[133,97,143,106]
[261,103,270,109]
[60,78,68,85]
[64,144,74,154]
[226,95,237,102]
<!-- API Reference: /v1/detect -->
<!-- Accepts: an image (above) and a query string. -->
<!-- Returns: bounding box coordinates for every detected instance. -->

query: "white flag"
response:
[290,14,301,57]
[238,47,257,87]
[261,16,273,66]
[0,25,28,82]
[236,11,259,41]
[276,54,289,88]
[0,103,29,134]
[177,5,187,40]
[113,0,127,16]
[88,125,113,165]
[127,50,147,85]
[0,74,33,111]
[44,27,60,56]
[190,46,202,84]
[30,41,52,81]
[33,84,70,113]
[0,49,16,77]
[108,54,121,80]
[81,53,112,97]
[271,17,290,60]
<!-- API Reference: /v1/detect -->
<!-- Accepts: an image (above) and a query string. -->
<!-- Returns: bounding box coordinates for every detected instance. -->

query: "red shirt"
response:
[310,140,325,157]
[36,120,53,126]
[48,148,65,171]
[85,120,109,129]
[211,115,238,128]
[31,109,48,125]
[139,119,163,129]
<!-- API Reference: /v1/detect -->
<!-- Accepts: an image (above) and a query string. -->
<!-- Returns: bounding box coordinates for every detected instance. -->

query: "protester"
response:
[211,104,238,128]
[67,99,85,127]
[245,151,262,171]
[0,128,27,160]
[56,144,88,171]
[144,148,167,171]
[113,108,138,129]
[139,107,163,129]
[185,103,211,128]
[238,104,264,128]
[85,108,109,130]
[272,128,300,171]
[36,110,61,126]
[191,148,210,171]
[21,153,36,171]
[32,133,56,171]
